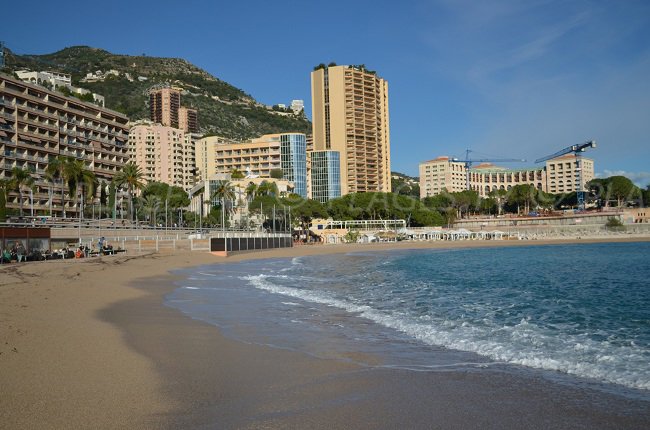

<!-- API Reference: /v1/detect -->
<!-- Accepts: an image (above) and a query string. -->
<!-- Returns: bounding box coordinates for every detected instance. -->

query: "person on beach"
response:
[1,248,11,263]
[16,242,26,263]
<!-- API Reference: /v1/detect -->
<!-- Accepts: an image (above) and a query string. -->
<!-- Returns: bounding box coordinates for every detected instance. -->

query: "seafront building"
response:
[0,73,129,217]
[309,150,342,203]
[311,64,391,195]
[196,133,308,198]
[127,121,196,190]
[419,155,594,198]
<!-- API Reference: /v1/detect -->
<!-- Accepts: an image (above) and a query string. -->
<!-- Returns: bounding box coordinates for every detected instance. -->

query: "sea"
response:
[166,242,650,399]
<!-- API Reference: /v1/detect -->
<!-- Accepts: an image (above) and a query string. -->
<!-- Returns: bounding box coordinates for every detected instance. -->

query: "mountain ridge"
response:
[2,45,311,139]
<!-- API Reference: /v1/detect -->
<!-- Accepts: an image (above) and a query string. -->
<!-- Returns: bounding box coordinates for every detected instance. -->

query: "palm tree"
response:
[45,155,68,218]
[10,167,35,217]
[113,162,146,222]
[211,180,236,203]
[0,178,10,221]
[257,181,279,197]
[139,194,161,225]
[62,158,96,218]
[211,180,236,224]
[245,182,258,202]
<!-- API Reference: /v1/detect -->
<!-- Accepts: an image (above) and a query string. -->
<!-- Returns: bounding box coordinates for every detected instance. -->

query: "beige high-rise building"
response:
[128,122,195,190]
[0,73,129,217]
[311,65,391,195]
[149,87,181,128]
[545,154,594,195]
[178,106,198,133]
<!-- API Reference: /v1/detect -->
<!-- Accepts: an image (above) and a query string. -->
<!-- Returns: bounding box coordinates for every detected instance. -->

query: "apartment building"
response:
[195,135,238,183]
[149,87,181,128]
[0,73,129,217]
[127,122,196,190]
[311,65,391,195]
[419,154,593,198]
[196,133,308,198]
[178,106,198,133]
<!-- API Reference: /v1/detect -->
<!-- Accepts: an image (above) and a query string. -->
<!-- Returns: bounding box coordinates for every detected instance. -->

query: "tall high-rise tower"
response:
[311,64,391,195]
[149,87,181,128]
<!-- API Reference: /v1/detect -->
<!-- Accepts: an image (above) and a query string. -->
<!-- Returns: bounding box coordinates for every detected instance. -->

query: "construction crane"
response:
[534,140,596,210]
[452,149,526,192]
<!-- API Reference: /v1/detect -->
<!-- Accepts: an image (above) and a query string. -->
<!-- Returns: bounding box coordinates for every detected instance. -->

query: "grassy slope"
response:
[3,46,311,139]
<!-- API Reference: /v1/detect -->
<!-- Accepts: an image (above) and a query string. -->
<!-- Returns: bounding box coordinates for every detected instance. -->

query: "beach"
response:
[2,237,650,429]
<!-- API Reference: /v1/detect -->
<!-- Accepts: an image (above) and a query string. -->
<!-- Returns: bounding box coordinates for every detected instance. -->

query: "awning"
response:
[0,130,7,137]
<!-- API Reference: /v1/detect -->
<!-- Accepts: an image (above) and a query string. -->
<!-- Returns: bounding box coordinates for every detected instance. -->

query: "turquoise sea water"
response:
[168,242,650,394]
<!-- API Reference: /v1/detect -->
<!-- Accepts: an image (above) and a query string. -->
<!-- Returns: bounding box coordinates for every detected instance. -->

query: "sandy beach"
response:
[2,237,650,429]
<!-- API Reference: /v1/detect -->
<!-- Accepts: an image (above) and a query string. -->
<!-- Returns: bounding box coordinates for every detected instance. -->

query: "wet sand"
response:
[2,237,649,429]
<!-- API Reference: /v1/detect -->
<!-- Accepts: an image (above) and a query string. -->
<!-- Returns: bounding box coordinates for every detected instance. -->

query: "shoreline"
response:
[2,237,649,428]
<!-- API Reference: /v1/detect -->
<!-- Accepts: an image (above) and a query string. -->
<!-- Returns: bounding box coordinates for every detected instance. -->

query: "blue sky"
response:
[4,0,650,185]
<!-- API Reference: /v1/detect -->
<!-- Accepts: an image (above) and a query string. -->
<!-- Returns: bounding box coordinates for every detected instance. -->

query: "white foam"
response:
[242,274,650,391]
[183,286,200,290]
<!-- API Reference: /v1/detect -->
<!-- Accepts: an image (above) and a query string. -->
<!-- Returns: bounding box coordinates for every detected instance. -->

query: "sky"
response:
[4,0,650,185]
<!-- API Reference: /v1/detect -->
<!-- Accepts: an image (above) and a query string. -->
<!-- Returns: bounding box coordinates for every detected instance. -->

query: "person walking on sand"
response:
[16,242,26,263]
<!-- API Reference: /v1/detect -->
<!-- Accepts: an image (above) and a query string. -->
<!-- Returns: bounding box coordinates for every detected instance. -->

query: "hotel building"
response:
[196,133,308,198]
[419,155,593,198]
[309,150,342,203]
[0,73,129,217]
[545,154,594,195]
[311,65,391,195]
[127,122,196,190]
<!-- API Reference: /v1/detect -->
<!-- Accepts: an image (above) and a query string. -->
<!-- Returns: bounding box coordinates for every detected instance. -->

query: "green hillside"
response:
[2,46,311,139]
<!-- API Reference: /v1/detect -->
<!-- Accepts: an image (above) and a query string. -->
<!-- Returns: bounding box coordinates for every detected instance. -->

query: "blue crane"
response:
[452,149,526,191]
[534,140,596,210]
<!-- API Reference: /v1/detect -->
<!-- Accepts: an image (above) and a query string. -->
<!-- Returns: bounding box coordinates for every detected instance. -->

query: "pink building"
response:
[128,122,195,190]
